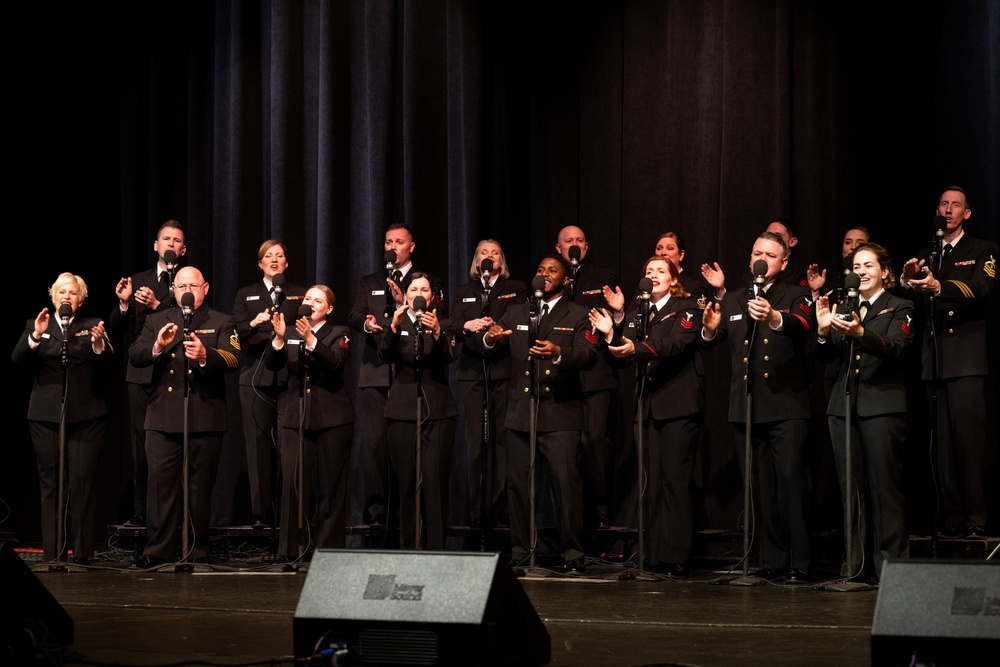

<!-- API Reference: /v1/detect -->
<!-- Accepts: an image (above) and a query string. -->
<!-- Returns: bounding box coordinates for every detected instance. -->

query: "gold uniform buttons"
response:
[544,369,551,375]
[167,387,173,392]
[763,355,769,362]
[763,372,769,379]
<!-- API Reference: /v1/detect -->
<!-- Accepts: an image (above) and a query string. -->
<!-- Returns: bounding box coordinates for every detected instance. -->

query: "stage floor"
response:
[23,555,889,667]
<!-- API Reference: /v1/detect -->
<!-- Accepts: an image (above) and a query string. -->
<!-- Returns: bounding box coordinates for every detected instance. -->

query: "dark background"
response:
[5,1,998,548]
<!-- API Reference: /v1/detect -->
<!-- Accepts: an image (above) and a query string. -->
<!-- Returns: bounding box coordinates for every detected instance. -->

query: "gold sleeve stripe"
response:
[103,333,114,355]
[216,349,240,368]
[948,280,974,299]
[984,259,995,279]
[230,333,241,350]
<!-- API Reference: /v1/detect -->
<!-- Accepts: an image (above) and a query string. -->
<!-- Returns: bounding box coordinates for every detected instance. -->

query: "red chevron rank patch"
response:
[901,315,912,336]
[585,330,597,345]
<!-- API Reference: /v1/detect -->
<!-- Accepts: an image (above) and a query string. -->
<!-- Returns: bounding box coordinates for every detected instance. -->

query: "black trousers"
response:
[460,376,509,524]
[278,421,353,556]
[127,382,153,518]
[143,430,222,560]
[360,386,393,522]
[645,415,699,565]
[388,418,455,550]
[29,419,105,561]
[507,428,584,563]
[238,383,284,518]
[931,376,987,528]
[733,419,810,570]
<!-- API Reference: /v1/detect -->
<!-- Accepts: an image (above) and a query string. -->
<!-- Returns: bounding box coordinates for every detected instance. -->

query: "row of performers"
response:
[15,204,995,579]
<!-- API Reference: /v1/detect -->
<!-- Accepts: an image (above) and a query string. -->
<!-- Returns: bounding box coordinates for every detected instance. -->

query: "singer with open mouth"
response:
[266,285,354,559]
[589,256,702,577]
[129,266,242,568]
[451,240,526,532]
[700,231,816,584]
[377,273,456,551]
[13,272,111,565]
[232,239,306,530]
[816,243,913,584]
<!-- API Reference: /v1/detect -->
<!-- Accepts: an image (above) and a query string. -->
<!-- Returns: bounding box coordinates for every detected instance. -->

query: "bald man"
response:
[129,266,242,567]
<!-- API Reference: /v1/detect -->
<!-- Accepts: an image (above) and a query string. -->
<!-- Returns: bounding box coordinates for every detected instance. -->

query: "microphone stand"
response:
[731,283,766,586]
[927,227,945,551]
[478,279,493,550]
[53,319,71,568]
[178,309,194,568]
[295,341,310,563]
[527,293,540,568]
[825,291,872,592]
[633,297,650,575]
[413,315,425,551]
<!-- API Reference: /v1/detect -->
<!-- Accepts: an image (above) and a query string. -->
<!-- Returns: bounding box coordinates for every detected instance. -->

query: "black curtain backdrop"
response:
[6,1,998,548]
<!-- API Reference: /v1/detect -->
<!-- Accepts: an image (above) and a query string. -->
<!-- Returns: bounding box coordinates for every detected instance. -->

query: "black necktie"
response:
[858,301,870,321]
[538,303,549,326]
[481,281,491,315]
[391,270,402,284]
[939,244,953,272]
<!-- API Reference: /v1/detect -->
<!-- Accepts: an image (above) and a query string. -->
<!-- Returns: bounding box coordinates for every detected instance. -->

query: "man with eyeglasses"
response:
[129,266,242,568]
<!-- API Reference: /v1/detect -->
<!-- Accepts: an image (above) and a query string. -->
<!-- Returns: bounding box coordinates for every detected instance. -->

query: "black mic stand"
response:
[824,288,873,592]
[632,296,651,577]
[45,317,76,571]
[731,282,766,586]
[177,308,195,570]
[413,312,425,551]
[927,224,946,553]
[477,278,493,550]
[527,293,540,569]
[294,339,310,565]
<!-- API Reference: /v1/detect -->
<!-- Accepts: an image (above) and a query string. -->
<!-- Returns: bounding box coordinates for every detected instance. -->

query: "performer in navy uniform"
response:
[377,273,457,550]
[266,285,354,556]
[13,273,111,564]
[817,243,913,582]
[478,255,598,572]
[654,232,711,309]
[109,220,186,526]
[451,240,525,527]
[349,223,438,527]
[129,266,242,567]
[701,231,816,583]
[591,257,703,576]
[901,186,997,539]
[232,240,306,528]
[556,226,619,529]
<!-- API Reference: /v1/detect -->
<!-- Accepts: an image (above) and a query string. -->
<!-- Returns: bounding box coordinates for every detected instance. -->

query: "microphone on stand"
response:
[270,273,286,313]
[181,293,195,340]
[384,250,397,274]
[929,214,947,272]
[480,258,494,282]
[567,246,581,297]
[750,259,768,298]
[529,275,545,347]
[58,304,73,334]
[412,296,428,336]
[636,277,653,339]
[841,273,861,321]
[480,258,494,316]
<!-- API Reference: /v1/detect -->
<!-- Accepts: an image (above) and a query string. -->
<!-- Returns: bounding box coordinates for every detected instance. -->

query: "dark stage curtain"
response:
[6,0,998,547]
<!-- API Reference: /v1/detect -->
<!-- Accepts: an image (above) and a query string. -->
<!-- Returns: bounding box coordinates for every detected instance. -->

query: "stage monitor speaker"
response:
[0,541,75,659]
[294,550,550,666]
[871,559,1000,665]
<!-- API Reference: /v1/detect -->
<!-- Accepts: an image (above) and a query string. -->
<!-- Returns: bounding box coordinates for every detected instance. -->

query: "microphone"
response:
[384,249,397,272]
[842,273,861,320]
[270,273,286,312]
[480,258,494,282]
[181,292,195,340]
[163,249,178,272]
[412,296,428,335]
[568,245,581,267]
[933,215,947,237]
[58,303,73,332]
[751,259,768,297]
[636,277,653,338]
[531,275,546,300]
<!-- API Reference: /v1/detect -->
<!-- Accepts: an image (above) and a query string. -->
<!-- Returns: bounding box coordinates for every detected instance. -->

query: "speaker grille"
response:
[358,628,439,665]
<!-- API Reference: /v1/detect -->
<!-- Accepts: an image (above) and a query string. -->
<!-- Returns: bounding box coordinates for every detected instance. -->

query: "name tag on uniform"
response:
[400,330,410,336]
[41,332,51,339]
[730,314,743,321]
[463,297,477,303]
[288,339,302,346]
[246,295,261,301]
[627,322,635,328]
[517,324,529,331]
[372,290,385,296]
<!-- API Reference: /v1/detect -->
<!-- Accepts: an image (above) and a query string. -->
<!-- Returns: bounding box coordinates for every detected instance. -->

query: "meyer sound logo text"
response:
[363,574,425,601]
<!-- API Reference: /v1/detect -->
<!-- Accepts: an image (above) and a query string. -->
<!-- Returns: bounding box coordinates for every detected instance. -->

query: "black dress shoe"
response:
[785,568,809,584]
[964,525,987,539]
[565,558,586,573]
[754,568,785,581]
[937,523,963,539]
[134,555,168,569]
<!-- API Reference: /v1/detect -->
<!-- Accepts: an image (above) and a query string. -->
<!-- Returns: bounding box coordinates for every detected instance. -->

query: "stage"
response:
[10,536,998,667]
